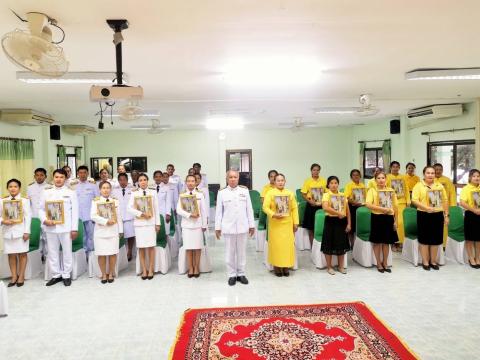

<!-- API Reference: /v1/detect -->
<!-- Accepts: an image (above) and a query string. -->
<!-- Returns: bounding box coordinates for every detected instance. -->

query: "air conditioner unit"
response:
[407,104,463,120]
[0,109,54,126]
[62,125,97,136]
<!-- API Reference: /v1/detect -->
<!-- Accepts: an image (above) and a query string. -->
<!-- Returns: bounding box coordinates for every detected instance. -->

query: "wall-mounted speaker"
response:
[50,125,61,140]
[390,119,400,134]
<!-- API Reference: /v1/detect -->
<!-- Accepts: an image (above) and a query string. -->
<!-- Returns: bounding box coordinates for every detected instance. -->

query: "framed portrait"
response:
[180,194,199,216]
[391,179,405,198]
[310,187,324,204]
[330,195,345,215]
[46,200,65,225]
[352,188,365,204]
[378,191,393,209]
[97,202,117,224]
[134,196,153,218]
[427,190,443,210]
[274,195,290,216]
[473,191,480,209]
[2,199,23,224]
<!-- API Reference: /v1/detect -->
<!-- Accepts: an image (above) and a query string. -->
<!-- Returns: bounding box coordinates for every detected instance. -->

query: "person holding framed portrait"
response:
[127,173,160,280]
[39,169,79,287]
[344,169,366,246]
[91,181,123,283]
[0,179,31,287]
[262,173,299,277]
[27,167,49,260]
[412,166,449,271]
[300,163,327,247]
[321,176,351,275]
[459,169,480,268]
[177,175,208,278]
[366,171,399,273]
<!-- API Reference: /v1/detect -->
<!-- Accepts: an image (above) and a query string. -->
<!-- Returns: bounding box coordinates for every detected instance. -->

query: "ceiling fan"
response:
[119,97,143,121]
[314,94,380,117]
[278,117,317,132]
[1,11,68,77]
[131,119,171,134]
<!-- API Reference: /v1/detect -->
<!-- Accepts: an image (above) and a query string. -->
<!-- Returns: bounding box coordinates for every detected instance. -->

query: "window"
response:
[226,149,252,189]
[117,157,148,173]
[427,140,475,185]
[90,157,113,180]
[363,148,384,179]
[57,153,77,178]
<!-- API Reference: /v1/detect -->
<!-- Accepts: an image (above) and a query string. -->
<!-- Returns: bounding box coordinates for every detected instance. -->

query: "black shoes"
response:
[63,278,72,286]
[384,268,392,273]
[16,282,24,287]
[228,277,237,286]
[282,269,290,277]
[101,279,108,284]
[377,268,385,273]
[422,264,431,271]
[237,276,249,284]
[7,279,17,287]
[46,277,63,286]
[430,264,440,270]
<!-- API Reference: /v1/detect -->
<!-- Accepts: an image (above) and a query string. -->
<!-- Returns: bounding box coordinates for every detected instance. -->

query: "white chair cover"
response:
[177,246,212,274]
[167,235,179,259]
[401,238,445,266]
[0,250,43,279]
[445,238,468,264]
[352,237,393,267]
[255,230,266,252]
[311,239,348,269]
[135,246,171,275]
[295,227,311,251]
[0,281,8,317]
[88,245,129,278]
[44,249,87,281]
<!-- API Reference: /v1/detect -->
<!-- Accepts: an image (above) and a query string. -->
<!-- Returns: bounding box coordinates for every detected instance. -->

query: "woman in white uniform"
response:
[127,173,160,280]
[177,175,207,278]
[0,179,31,287]
[91,181,123,283]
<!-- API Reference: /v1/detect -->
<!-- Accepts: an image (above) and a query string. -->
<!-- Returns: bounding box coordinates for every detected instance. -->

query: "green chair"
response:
[401,207,420,265]
[298,201,306,225]
[29,218,41,252]
[156,215,168,248]
[250,190,262,219]
[72,219,84,252]
[169,209,176,237]
[209,190,215,208]
[339,187,345,193]
[119,236,126,249]
[22,217,43,279]
[71,219,87,279]
[445,206,466,264]
[313,209,326,242]
[255,209,268,251]
[296,189,305,203]
[355,207,372,242]
[258,209,267,231]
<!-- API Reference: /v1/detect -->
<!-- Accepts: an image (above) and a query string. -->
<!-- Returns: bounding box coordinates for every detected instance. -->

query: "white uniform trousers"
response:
[224,233,248,278]
[46,232,73,279]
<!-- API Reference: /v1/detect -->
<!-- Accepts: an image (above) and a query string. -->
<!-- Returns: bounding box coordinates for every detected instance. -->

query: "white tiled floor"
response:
[0,235,479,360]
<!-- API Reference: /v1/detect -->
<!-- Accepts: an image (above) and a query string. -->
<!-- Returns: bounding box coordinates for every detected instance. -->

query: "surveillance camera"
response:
[101,88,110,97]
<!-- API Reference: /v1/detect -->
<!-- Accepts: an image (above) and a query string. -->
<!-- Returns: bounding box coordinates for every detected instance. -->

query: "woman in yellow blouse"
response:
[433,163,456,247]
[344,169,366,246]
[459,169,480,268]
[405,162,420,195]
[321,176,350,275]
[260,170,278,202]
[412,166,449,271]
[300,163,327,246]
[365,171,399,273]
[386,161,410,250]
[262,174,299,277]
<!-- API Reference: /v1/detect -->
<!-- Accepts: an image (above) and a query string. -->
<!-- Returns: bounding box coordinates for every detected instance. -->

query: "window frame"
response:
[117,157,148,173]
[363,147,383,179]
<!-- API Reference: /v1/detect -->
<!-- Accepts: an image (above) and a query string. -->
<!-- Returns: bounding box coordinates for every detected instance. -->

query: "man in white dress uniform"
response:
[27,167,49,259]
[153,171,173,223]
[111,173,135,261]
[193,163,208,189]
[166,164,182,213]
[39,169,79,287]
[215,170,255,286]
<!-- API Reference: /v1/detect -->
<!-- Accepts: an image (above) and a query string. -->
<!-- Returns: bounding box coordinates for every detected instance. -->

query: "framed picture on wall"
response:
[90,157,113,180]
[117,157,148,173]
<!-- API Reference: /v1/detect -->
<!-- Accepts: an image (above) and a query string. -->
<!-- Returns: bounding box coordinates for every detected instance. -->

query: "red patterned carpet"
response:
[169,302,418,359]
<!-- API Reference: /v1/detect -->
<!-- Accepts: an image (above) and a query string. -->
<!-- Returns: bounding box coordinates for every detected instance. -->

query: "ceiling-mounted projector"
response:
[90,85,143,101]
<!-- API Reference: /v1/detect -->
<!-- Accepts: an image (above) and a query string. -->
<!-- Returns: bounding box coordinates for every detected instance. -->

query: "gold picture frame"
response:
[473,191,480,209]
[391,179,405,198]
[134,196,153,218]
[330,195,345,215]
[378,191,393,209]
[46,200,65,225]
[427,190,443,210]
[180,194,199,216]
[274,195,290,217]
[97,202,117,224]
[2,199,23,224]
[310,187,324,204]
[352,188,365,204]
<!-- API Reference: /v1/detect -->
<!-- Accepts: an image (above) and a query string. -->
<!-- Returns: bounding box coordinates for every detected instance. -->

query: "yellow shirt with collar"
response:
[321,190,348,217]
[405,174,420,193]
[300,177,327,202]
[412,180,448,212]
[435,175,456,206]
[386,173,411,205]
[366,187,398,215]
[344,181,366,204]
[261,183,275,198]
[460,183,480,209]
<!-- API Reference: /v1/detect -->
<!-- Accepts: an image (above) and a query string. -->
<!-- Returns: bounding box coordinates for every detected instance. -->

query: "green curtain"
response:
[382,140,391,170]
[75,147,82,165]
[58,145,67,167]
[359,142,366,172]
[0,139,34,197]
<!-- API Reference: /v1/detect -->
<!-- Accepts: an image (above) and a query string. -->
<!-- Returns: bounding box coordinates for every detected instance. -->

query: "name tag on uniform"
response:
[239,194,246,198]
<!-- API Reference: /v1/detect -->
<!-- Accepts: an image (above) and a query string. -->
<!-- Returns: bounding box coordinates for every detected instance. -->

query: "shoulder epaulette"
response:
[2,195,9,199]
[239,185,247,189]
[88,179,96,184]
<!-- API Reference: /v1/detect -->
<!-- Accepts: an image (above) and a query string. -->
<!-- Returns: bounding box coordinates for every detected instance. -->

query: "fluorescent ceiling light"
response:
[314,107,358,114]
[405,68,480,80]
[205,117,244,130]
[110,113,158,118]
[16,71,127,84]
[223,56,321,85]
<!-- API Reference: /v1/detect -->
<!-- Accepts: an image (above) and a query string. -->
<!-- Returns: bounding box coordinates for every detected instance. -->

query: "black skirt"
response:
[464,211,480,241]
[369,213,398,244]
[348,203,362,234]
[417,211,444,246]
[321,216,350,255]
[302,202,322,231]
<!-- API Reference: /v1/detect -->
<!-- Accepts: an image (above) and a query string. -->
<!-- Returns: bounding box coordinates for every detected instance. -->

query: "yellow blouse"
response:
[386,174,411,205]
[300,177,327,203]
[405,174,420,193]
[367,178,377,190]
[321,190,348,217]
[435,176,457,206]
[261,183,275,198]
[460,183,480,209]
[412,180,448,212]
[344,181,366,204]
[366,187,398,215]
[262,188,299,225]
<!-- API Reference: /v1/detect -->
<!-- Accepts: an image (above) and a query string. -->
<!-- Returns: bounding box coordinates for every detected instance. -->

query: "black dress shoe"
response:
[46,277,63,286]
[141,274,147,280]
[468,260,478,269]
[275,272,283,277]
[430,264,440,270]
[377,268,385,273]
[283,269,290,277]
[228,277,237,286]
[16,282,24,287]
[101,279,107,284]
[63,278,72,286]
[384,268,392,273]
[237,276,249,284]
[7,280,17,287]
[187,273,194,278]
[422,264,431,271]
[194,273,200,278]
[108,278,114,283]
[147,275,154,280]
